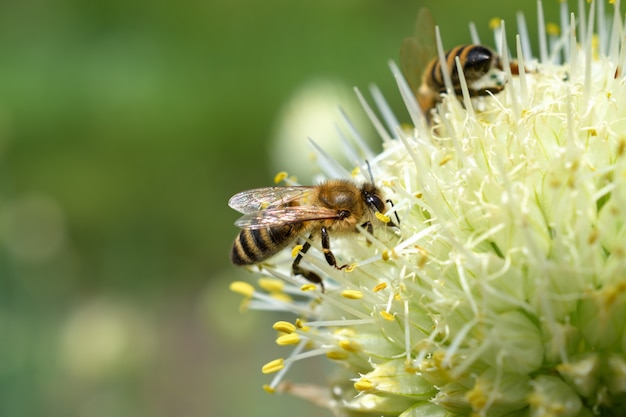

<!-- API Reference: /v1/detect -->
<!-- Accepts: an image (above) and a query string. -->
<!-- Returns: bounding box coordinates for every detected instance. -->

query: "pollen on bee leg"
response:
[273,171,289,184]
[291,245,304,257]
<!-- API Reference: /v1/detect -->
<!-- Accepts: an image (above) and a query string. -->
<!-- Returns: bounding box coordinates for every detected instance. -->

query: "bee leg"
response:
[320,226,350,271]
[292,237,325,292]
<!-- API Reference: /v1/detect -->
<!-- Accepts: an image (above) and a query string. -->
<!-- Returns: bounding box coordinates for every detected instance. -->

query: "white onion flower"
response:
[231,1,626,416]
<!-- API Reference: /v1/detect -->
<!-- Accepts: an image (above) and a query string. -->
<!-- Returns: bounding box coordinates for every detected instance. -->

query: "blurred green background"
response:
[0,0,560,416]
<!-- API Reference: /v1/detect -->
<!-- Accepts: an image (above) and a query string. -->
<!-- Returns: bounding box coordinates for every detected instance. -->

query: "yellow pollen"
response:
[373,282,387,292]
[273,321,296,333]
[262,358,285,374]
[489,17,501,30]
[295,318,310,331]
[341,289,364,300]
[380,311,395,321]
[438,154,453,166]
[338,339,360,352]
[588,229,599,245]
[276,333,301,346]
[291,245,303,257]
[354,378,374,391]
[262,384,276,394]
[546,22,560,36]
[351,167,360,177]
[382,250,390,261]
[300,283,318,292]
[258,278,284,292]
[230,281,255,298]
[270,292,293,303]
[589,128,598,136]
[344,264,356,272]
[273,171,288,184]
[326,350,349,360]
[375,212,390,223]
[415,192,423,198]
[466,383,488,409]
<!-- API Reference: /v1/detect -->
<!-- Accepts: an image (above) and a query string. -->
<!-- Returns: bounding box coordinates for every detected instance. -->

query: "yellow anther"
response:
[344,264,356,272]
[230,281,255,297]
[351,167,360,177]
[341,289,363,300]
[258,278,284,292]
[270,292,292,303]
[373,282,387,292]
[291,244,303,257]
[382,250,390,261]
[326,350,349,360]
[466,383,488,409]
[415,192,423,198]
[263,384,276,393]
[439,154,453,166]
[300,283,318,292]
[380,310,395,321]
[276,333,301,346]
[273,171,288,184]
[273,321,296,334]
[354,378,375,391]
[546,22,560,37]
[338,339,360,352]
[489,17,501,30]
[375,212,391,223]
[295,318,310,331]
[262,358,285,374]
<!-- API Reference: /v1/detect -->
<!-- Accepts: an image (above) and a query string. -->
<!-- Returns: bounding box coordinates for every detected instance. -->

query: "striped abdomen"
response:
[230,225,300,265]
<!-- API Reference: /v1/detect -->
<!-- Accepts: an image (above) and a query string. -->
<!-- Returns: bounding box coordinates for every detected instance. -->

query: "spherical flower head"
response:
[230,2,626,416]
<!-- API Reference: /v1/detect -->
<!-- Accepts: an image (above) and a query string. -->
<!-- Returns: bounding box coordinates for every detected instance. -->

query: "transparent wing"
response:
[234,206,340,230]
[228,186,313,214]
[400,8,437,94]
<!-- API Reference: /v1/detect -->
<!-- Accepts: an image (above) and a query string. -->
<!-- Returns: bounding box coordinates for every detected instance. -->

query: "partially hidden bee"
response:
[400,8,510,117]
[229,179,394,292]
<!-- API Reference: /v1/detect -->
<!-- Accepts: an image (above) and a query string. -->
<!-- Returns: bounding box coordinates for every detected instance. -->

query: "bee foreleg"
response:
[292,236,325,292]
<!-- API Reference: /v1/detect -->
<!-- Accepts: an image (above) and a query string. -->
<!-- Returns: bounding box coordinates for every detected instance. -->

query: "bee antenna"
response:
[365,160,375,183]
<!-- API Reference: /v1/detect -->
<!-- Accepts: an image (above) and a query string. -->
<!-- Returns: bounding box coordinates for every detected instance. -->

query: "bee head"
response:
[361,183,386,214]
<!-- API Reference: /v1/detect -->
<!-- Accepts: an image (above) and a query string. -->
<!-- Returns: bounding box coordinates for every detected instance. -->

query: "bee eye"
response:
[365,193,385,213]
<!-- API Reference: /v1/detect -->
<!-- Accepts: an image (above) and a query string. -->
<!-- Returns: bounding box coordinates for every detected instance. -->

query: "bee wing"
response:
[228,186,313,214]
[234,206,340,230]
[400,8,437,94]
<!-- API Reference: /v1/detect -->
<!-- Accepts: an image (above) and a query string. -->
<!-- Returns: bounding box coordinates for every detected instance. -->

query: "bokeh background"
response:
[0,0,561,416]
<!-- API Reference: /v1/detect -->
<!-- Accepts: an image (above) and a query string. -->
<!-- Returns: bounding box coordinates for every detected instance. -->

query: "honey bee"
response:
[229,179,393,291]
[400,8,508,117]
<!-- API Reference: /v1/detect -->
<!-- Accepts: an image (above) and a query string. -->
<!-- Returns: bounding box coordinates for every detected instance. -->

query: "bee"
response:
[229,179,393,292]
[400,8,508,117]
